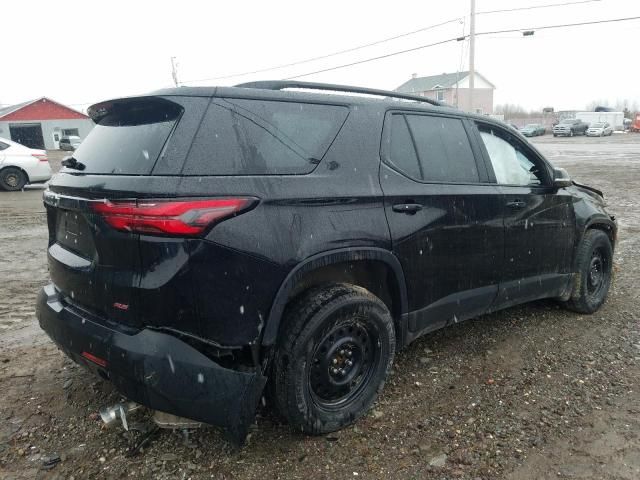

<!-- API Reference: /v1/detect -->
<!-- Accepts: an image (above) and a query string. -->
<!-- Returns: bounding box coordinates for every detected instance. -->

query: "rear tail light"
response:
[32,153,48,162]
[90,198,257,236]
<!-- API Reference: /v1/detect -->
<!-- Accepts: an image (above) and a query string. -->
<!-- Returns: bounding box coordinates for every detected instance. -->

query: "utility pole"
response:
[469,0,476,113]
[171,57,179,87]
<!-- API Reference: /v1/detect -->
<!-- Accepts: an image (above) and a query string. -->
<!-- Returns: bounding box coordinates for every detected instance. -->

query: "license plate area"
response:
[55,209,95,259]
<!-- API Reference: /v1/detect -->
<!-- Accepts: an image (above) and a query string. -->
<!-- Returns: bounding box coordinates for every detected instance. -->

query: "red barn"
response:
[0,97,94,150]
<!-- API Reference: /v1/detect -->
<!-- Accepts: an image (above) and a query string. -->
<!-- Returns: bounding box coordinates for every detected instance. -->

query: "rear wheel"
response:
[0,167,27,191]
[272,284,395,435]
[561,229,613,313]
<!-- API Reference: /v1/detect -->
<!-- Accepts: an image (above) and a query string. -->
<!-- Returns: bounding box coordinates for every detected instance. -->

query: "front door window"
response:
[478,127,545,186]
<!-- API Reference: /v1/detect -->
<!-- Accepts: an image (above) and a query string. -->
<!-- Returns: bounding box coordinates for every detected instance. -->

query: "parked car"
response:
[59,135,82,151]
[0,137,51,191]
[586,122,614,137]
[519,124,546,137]
[631,113,640,133]
[36,81,617,444]
[553,118,589,137]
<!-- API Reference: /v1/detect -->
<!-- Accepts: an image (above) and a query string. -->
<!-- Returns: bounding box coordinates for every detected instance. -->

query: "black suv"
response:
[36,81,616,443]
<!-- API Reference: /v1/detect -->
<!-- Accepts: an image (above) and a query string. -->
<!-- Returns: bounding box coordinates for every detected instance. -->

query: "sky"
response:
[2,0,639,113]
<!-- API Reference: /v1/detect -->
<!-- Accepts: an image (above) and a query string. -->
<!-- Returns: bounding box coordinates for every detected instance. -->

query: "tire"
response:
[0,167,27,191]
[272,284,396,435]
[553,133,558,137]
[561,229,613,314]
[569,130,574,137]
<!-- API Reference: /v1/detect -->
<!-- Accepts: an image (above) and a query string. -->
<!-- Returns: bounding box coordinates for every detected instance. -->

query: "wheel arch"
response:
[584,217,617,250]
[262,247,409,348]
[0,164,30,183]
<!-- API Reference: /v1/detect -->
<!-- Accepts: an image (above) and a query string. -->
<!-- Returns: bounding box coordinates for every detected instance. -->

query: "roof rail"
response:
[234,80,445,107]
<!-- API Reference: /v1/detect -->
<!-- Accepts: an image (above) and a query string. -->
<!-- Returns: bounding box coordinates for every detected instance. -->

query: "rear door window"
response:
[388,114,422,180]
[182,99,348,175]
[71,99,183,175]
[387,113,480,183]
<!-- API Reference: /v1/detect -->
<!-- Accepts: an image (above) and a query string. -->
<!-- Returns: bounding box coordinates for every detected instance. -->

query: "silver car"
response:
[59,135,82,151]
[586,122,614,137]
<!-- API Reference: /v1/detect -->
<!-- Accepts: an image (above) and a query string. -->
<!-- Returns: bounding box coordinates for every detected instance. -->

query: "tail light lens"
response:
[91,198,257,236]
[32,153,48,162]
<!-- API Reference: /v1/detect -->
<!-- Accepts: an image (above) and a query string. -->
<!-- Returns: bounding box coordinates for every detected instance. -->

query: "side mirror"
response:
[553,167,572,188]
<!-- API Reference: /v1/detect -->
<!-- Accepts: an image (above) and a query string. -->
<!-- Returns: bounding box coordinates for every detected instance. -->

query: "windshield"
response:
[592,123,606,128]
[524,124,537,128]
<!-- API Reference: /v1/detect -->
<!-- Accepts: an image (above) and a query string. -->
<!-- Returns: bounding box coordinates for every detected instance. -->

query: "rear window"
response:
[182,99,348,175]
[71,99,182,174]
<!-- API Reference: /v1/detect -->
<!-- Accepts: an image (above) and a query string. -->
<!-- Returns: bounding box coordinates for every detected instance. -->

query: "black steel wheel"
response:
[272,284,395,435]
[586,247,608,298]
[561,229,613,313]
[0,167,27,191]
[308,318,379,408]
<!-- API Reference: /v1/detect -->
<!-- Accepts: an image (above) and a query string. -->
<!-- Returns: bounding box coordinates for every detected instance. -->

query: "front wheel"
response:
[272,284,395,435]
[561,229,613,313]
[0,167,27,191]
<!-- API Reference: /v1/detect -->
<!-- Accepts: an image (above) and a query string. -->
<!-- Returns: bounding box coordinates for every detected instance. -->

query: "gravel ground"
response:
[0,135,639,479]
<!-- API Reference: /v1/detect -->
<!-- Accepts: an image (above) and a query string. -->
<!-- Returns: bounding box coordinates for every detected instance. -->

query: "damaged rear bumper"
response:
[36,284,266,444]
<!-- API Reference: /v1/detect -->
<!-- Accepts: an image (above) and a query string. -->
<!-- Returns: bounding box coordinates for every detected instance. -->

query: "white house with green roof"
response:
[395,71,495,114]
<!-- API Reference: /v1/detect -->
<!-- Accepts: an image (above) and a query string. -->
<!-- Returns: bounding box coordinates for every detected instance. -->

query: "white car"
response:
[0,137,52,191]
[586,122,614,137]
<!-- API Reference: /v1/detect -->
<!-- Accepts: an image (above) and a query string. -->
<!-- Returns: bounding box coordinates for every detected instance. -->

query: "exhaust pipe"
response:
[99,402,141,430]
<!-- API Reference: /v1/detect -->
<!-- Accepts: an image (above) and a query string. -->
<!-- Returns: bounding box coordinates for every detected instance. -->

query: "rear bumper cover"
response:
[36,284,266,444]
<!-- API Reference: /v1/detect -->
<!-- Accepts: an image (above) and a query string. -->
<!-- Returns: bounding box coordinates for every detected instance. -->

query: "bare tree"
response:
[584,99,609,111]
[495,103,528,116]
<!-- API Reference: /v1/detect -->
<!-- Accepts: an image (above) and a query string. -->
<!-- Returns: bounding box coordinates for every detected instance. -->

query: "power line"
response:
[285,37,462,80]
[285,15,640,79]
[180,0,608,85]
[181,17,463,85]
[477,0,601,15]
[478,15,640,36]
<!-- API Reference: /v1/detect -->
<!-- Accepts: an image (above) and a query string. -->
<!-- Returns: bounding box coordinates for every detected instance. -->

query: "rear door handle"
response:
[506,200,526,209]
[392,203,423,214]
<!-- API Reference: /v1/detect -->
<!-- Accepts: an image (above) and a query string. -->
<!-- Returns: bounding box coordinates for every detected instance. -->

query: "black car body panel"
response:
[36,82,617,443]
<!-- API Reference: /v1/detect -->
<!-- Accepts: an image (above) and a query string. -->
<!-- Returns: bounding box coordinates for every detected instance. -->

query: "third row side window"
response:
[388,114,480,183]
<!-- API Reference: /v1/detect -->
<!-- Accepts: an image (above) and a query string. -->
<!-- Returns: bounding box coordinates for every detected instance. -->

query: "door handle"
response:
[392,203,423,214]
[506,200,526,209]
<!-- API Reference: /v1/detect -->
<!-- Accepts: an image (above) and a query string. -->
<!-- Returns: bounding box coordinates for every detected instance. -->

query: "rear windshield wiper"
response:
[61,156,86,171]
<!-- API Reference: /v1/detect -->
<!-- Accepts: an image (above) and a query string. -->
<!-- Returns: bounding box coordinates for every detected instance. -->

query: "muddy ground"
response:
[0,135,639,479]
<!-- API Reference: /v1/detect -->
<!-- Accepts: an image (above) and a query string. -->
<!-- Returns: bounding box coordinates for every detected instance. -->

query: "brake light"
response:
[91,198,256,236]
[32,153,48,162]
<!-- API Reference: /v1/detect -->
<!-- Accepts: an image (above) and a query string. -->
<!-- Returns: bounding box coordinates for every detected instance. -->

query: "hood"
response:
[572,181,604,202]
